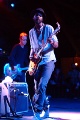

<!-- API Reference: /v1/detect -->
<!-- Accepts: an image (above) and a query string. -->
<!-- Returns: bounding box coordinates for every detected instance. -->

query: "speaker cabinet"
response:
[9,82,29,114]
[0,82,29,115]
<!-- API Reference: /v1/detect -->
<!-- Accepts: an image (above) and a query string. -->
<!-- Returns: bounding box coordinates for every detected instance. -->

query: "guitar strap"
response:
[42,24,46,46]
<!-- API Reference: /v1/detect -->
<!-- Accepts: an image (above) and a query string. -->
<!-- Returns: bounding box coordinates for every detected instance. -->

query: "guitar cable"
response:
[25,70,39,119]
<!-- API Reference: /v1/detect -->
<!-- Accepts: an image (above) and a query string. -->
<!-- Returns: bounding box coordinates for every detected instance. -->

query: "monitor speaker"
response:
[0,82,29,115]
[9,82,29,114]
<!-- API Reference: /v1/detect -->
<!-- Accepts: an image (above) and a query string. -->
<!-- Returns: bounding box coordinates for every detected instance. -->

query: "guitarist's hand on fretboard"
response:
[47,37,54,44]
[48,38,58,48]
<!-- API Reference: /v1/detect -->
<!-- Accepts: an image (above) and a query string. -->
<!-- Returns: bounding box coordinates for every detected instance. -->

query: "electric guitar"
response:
[11,64,28,79]
[29,22,60,75]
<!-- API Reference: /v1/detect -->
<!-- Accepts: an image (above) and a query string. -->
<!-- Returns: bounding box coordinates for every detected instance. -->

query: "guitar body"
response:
[12,64,28,79]
[29,60,38,75]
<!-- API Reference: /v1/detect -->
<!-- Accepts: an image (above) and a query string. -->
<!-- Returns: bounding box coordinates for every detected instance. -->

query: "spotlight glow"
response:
[49,111,80,120]
[10,3,15,7]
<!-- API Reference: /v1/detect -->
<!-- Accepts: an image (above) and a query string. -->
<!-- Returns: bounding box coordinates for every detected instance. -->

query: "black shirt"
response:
[9,44,29,68]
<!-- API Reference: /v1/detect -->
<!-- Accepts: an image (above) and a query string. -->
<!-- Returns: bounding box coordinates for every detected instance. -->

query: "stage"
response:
[0,97,80,120]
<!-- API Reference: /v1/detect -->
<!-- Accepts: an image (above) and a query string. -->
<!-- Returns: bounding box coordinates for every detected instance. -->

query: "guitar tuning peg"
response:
[56,22,60,28]
[56,22,59,24]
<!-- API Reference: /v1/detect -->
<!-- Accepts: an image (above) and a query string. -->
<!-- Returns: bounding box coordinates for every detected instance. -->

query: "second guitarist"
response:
[9,32,29,82]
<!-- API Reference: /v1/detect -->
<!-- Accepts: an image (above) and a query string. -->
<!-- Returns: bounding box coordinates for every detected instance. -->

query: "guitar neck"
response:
[20,67,28,71]
[39,24,60,53]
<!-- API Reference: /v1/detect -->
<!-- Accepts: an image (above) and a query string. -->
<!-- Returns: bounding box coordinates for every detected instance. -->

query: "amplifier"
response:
[9,82,29,114]
[0,82,29,115]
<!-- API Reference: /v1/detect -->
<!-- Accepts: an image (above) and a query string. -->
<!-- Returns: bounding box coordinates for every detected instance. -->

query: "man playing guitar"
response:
[9,32,29,82]
[28,8,60,120]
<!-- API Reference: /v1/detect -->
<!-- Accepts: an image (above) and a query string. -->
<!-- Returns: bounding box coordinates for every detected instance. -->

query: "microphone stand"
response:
[25,70,38,118]
[0,95,22,119]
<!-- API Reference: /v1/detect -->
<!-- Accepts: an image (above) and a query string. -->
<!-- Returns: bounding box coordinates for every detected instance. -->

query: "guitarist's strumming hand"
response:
[47,37,54,44]
[34,53,38,59]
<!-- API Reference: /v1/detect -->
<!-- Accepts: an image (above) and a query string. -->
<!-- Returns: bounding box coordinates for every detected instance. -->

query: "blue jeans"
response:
[34,60,55,112]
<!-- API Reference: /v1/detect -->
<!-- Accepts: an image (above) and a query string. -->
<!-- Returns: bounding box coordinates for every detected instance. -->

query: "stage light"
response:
[75,62,78,66]
[10,3,15,8]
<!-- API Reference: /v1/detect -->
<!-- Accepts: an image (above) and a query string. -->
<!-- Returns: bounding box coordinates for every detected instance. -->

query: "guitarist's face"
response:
[20,36,27,46]
[33,12,43,24]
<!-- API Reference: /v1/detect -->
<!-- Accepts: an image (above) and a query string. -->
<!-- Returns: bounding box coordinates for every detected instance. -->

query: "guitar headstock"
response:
[54,22,60,35]
[56,22,60,30]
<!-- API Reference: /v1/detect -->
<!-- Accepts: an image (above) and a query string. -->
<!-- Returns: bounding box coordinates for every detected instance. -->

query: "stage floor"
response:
[0,97,80,120]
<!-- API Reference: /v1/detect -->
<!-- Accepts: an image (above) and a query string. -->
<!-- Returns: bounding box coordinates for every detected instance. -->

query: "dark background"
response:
[0,0,80,79]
